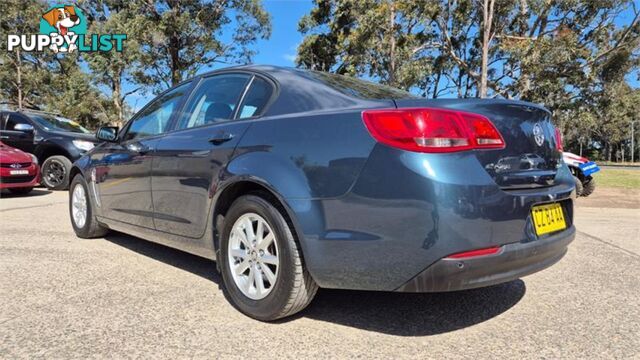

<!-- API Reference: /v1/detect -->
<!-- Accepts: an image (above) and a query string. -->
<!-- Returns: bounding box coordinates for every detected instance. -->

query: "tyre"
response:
[219,195,318,321]
[572,175,584,197]
[69,174,109,238]
[41,155,72,190]
[8,187,33,195]
[582,176,596,197]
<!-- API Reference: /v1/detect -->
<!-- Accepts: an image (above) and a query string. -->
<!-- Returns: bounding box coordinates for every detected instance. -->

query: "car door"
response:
[96,82,192,229]
[0,113,36,153]
[152,73,274,238]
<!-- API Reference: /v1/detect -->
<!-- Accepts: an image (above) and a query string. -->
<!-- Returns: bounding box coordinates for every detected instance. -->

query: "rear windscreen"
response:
[302,70,417,100]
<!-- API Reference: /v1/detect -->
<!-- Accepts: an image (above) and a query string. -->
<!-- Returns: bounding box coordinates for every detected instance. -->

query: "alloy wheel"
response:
[45,160,66,187]
[228,213,279,300]
[71,183,87,228]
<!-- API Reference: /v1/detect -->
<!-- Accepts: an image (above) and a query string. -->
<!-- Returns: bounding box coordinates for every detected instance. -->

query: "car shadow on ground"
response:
[0,189,53,198]
[104,231,222,283]
[296,281,525,336]
[104,231,526,336]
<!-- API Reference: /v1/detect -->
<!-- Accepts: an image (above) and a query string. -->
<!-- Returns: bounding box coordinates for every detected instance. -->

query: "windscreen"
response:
[29,114,91,134]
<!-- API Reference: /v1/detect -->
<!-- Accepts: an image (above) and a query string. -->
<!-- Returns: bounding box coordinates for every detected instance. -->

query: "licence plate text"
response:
[532,203,566,236]
[9,170,29,175]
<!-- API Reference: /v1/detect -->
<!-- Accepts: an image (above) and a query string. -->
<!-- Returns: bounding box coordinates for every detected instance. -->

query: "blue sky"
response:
[253,0,313,67]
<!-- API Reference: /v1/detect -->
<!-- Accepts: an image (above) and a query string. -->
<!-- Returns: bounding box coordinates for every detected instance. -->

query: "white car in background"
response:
[563,152,600,197]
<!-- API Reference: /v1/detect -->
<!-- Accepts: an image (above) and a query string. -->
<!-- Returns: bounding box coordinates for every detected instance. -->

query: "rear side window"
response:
[176,74,251,130]
[237,77,273,119]
[303,70,416,100]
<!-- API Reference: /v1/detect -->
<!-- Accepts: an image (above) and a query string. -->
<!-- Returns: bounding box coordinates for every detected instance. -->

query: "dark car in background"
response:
[68,65,575,321]
[0,110,98,190]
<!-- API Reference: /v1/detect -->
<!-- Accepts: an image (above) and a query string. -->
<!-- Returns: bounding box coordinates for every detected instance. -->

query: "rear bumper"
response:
[396,225,575,292]
[288,145,576,291]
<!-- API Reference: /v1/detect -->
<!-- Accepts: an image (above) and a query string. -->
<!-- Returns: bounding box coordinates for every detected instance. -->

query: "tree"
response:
[0,0,52,109]
[43,56,116,128]
[299,0,639,98]
[502,0,640,159]
[81,0,144,126]
[297,0,440,90]
[297,0,521,96]
[479,0,495,97]
[131,0,272,92]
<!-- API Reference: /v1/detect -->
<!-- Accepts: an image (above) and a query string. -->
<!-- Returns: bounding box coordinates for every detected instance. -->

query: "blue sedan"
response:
[68,65,575,320]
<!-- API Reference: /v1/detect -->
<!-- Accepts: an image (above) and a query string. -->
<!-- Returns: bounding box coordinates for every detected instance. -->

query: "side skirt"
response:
[97,216,216,261]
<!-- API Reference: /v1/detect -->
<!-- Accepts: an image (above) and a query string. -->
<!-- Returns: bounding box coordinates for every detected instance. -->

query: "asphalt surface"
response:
[1,188,639,358]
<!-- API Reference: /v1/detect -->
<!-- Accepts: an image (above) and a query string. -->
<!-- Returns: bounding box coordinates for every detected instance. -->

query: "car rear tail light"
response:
[445,246,502,259]
[554,127,563,151]
[362,108,505,153]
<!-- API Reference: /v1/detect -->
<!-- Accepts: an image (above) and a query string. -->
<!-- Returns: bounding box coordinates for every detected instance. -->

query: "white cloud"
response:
[283,54,297,63]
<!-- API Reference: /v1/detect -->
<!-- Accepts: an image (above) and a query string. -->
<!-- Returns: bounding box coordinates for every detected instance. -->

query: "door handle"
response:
[209,132,234,145]
[126,142,150,155]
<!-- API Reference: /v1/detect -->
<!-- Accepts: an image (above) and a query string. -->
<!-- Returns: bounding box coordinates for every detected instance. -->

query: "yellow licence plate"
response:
[532,203,566,236]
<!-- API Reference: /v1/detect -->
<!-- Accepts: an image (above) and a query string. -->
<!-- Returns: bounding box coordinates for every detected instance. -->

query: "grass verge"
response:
[593,169,640,189]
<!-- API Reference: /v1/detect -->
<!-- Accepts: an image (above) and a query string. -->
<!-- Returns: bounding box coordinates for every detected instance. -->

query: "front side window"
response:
[176,74,251,130]
[5,114,31,130]
[124,82,191,141]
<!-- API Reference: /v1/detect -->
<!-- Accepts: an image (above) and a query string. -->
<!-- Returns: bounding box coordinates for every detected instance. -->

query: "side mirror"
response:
[96,126,118,142]
[14,123,34,133]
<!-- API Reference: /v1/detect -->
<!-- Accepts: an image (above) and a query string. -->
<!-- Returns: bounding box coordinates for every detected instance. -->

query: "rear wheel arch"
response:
[212,180,307,264]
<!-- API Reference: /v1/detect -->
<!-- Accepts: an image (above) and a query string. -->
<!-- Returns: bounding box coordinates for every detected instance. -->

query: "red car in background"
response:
[0,141,40,195]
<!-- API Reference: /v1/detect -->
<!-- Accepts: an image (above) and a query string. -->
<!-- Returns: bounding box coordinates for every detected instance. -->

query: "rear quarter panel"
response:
[229,110,378,199]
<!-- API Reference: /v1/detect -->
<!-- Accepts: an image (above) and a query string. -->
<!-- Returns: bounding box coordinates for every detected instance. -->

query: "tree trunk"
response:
[479,0,495,98]
[16,48,23,110]
[170,32,182,86]
[112,79,124,127]
[432,71,441,99]
[388,1,397,86]
[608,143,612,162]
[579,140,583,157]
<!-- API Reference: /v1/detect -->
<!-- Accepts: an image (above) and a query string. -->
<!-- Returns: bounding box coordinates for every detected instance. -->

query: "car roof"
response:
[193,65,408,116]
[200,64,295,75]
[210,65,548,113]
[5,109,63,118]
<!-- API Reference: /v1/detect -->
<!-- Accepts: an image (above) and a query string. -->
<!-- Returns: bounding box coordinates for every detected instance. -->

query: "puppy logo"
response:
[6,5,125,54]
[41,5,83,53]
